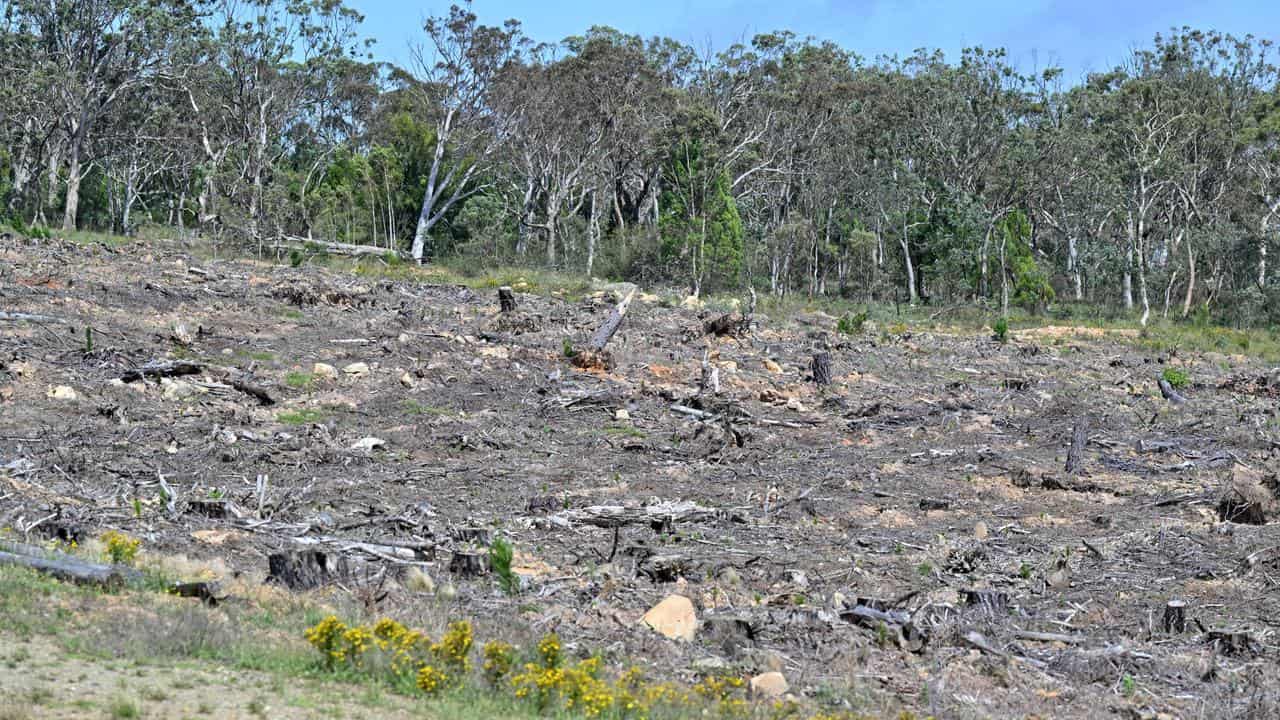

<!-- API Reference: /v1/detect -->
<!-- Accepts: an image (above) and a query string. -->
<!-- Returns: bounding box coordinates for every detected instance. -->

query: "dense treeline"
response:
[3,1,1280,325]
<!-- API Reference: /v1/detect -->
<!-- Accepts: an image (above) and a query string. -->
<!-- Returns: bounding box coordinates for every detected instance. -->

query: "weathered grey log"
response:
[119,360,205,383]
[0,311,69,324]
[587,287,636,352]
[1065,419,1088,474]
[1163,599,1187,633]
[498,286,518,313]
[171,580,225,606]
[549,500,718,529]
[277,236,398,259]
[572,287,636,370]
[1015,630,1084,644]
[1158,376,1188,405]
[229,377,275,406]
[812,352,832,386]
[0,540,142,589]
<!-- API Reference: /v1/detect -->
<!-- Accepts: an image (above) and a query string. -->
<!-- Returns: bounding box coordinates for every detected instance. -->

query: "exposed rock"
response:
[161,378,201,400]
[749,671,789,698]
[342,361,370,378]
[642,594,697,642]
[349,437,386,452]
[313,363,338,380]
[974,521,989,540]
[46,385,78,401]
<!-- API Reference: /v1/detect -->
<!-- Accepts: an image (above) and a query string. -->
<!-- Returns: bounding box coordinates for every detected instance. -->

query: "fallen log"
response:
[277,236,399,260]
[0,540,142,589]
[119,360,205,383]
[549,500,719,529]
[228,377,275,406]
[0,311,69,324]
[573,287,637,371]
[1158,376,1188,405]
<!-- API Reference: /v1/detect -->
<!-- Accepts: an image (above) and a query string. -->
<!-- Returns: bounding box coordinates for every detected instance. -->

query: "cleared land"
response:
[3,235,1280,719]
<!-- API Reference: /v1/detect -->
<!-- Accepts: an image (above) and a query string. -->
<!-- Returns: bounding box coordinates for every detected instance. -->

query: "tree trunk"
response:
[900,217,917,303]
[1068,234,1083,301]
[62,135,83,231]
[1123,239,1134,311]
[1181,240,1196,318]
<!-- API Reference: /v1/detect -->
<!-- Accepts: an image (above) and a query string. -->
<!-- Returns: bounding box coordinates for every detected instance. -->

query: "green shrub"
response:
[836,310,868,336]
[488,537,519,596]
[1161,366,1189,389]
[993,317,1009,343]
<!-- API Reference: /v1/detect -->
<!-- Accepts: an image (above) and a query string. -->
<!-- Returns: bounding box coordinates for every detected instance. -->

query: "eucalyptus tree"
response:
[408,3,525,262]
[5,0,202,230]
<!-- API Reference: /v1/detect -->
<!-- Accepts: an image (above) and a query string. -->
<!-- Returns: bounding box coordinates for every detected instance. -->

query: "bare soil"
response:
[3,236,1280,719]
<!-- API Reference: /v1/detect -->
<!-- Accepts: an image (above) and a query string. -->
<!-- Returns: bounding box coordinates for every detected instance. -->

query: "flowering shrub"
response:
[481,641,515,686]
[303,617,865,719]
[101,530,141,565]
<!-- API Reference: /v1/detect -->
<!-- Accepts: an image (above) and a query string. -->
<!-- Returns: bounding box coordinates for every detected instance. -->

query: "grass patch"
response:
[107,695,140,719]
[276,408,326,425]
[285,371,316,390]
[604,425,646,440]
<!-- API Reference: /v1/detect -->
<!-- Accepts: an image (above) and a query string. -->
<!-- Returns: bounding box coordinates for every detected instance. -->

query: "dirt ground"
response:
[0,633,426,720]
[3,235,1280,719]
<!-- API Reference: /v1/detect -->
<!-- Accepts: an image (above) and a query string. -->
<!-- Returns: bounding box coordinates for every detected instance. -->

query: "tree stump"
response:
[961,589,1010,615]
[449,551,490,578]
[1065,419,1088,474]
[187,499,229,519]
[498,286,517,314]
[812,352,832,386]
[266,550,349,590]
[1162,599,1187,633]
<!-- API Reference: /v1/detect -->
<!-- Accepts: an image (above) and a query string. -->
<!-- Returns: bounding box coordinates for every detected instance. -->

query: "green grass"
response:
[107,695,140,719]
[603,425,646,439]
[284,371,316,390]
[0,564,556,719]
[276,409,326,425]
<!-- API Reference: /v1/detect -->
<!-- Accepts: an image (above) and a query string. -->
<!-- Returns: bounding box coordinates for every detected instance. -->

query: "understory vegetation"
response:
[2,2,1279,328]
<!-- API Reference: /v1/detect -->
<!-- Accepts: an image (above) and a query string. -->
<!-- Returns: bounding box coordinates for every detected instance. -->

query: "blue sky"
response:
[349,0,1278,82]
